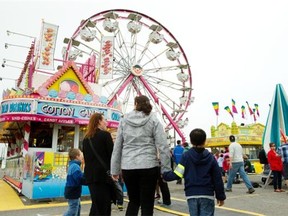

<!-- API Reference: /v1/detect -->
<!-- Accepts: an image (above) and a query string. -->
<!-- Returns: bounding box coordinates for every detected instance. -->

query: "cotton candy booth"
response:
[0,61,122,199]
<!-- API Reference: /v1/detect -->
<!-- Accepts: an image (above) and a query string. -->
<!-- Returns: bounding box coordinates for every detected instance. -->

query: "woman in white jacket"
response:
[111,95,171,216]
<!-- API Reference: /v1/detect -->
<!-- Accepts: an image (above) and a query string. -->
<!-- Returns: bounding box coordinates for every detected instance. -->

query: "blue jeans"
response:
[116,178,124,205]
[226,162,253,190]
[64,198,81,216]
[187,198,215,216]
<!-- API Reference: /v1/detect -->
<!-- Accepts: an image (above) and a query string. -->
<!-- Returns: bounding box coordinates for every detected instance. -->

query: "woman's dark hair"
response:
[189,128,206,146]
[269,142,275,148]
[85,113,104,138]
[135,95,152,115]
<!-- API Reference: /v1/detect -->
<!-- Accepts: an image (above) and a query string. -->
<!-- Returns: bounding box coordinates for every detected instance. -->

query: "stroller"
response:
[261,164,273,184]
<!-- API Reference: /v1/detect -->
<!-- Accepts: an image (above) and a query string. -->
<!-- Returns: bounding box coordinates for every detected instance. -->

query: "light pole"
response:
[0,77,18,81]
[6,30,35,39]
[2,59,24,69]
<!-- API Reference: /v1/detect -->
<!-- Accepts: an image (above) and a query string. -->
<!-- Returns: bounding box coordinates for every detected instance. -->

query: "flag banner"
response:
[253,108,256,122]
[37,22,58,70]
[232,99,238,113]
[212,102,219,116]
[224,106,234,118]
[241,105,246,119]
[246,101,254,115]
[254,104,260,117]
[99,36,114,79]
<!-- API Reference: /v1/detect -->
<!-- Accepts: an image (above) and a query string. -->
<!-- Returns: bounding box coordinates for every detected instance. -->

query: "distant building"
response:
[206,122,265,173]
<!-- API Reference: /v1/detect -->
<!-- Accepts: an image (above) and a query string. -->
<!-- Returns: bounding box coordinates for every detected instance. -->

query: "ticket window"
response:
[29,122,53,148]
[57,126,75,152]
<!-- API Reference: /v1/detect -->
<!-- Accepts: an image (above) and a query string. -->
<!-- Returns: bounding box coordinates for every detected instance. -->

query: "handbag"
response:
[88,139,123,204]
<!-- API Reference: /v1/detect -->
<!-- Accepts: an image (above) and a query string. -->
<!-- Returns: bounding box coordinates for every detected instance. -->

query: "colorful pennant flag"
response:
[252,108,256,122]
[231,99,238,113]
[246,101,254,115]
[224,106,234,118]
[241,105,246,119]
[254,104,260,117]
[212,102,219,116]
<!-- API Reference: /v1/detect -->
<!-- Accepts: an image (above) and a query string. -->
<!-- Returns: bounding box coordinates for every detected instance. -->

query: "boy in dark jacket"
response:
[64,148,85,216]
[163,128,226,216]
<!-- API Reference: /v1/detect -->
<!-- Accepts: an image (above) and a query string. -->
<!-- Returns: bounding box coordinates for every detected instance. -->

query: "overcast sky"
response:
[1,0,288,139]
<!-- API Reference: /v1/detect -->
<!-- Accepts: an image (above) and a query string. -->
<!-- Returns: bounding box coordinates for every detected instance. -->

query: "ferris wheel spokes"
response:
[64,9,192,141]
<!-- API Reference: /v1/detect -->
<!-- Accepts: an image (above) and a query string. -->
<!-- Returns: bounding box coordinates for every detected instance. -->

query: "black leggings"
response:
[122,167,158,216]
[88,182,112,216]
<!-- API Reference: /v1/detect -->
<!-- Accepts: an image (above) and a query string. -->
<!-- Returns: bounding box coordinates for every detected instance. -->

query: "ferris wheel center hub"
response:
[131,65,143,76]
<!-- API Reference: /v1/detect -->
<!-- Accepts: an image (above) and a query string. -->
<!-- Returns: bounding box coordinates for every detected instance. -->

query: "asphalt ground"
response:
[0,174,286,216]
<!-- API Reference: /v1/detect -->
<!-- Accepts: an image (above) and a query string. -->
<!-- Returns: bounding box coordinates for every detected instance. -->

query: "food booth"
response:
[0,61,122,199]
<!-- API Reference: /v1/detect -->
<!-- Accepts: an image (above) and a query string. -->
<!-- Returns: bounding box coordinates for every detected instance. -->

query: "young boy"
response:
[64,148,85,216]
[163,128,226,216]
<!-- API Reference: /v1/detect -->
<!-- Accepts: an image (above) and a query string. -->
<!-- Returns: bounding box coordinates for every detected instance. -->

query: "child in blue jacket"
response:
[64,148,85,216]
[163,128,226,216]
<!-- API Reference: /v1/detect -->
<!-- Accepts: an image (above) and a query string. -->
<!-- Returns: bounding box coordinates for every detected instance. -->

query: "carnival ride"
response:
[62,9,193,142]
[0,9,193,198]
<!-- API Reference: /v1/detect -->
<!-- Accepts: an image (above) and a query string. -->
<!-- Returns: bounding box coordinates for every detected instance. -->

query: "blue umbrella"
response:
[262,84,288,153]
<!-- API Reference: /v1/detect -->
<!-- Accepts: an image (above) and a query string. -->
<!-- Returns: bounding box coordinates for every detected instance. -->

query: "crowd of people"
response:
[62,94,288,216]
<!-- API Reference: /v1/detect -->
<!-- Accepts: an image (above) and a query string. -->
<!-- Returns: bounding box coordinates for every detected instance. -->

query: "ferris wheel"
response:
[63,9,193,141]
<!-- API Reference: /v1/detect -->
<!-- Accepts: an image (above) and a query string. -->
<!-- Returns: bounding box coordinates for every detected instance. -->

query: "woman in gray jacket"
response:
[111,95,171,216]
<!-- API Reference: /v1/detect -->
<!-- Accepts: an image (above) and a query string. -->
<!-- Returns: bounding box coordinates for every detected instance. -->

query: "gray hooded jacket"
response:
[111,110,171,175]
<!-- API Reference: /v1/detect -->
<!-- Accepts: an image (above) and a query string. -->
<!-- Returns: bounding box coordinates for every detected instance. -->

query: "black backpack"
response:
[251,182,261,188]
[258,149,268,164]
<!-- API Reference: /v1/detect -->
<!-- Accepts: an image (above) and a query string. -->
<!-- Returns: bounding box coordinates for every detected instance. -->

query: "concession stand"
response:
[0,61,122,199]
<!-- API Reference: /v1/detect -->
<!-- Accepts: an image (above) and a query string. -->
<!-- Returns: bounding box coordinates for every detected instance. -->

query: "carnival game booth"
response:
[0,62,121,199]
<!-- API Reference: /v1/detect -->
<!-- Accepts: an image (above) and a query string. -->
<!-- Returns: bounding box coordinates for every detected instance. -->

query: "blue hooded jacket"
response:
[64,160,85,199]
[163,147,226,201]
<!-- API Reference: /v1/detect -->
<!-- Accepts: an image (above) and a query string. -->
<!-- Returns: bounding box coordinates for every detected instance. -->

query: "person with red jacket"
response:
[267,142,285,192]
[222,155,230,183]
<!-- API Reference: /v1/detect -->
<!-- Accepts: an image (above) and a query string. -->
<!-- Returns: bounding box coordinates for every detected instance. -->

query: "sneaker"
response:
[247,188,255,194]
[154,193,161,199]
[160,203,171,208]
[117,204,124,211]
[225,188,232,192]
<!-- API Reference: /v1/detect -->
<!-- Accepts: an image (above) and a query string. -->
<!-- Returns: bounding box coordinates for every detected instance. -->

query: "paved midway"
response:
[0,174,286,216]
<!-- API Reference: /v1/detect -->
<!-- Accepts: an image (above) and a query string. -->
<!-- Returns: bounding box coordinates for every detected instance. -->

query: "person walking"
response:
[155,158,171,206]
[183,142,190,152]
[217,154,225,183]
[225,135,255,194]
[173,140,184,184]
[163,128,226,216]
[116,174,125,211]
[82,113,114,216]
[64,148,85,216]
[222,155,230,183]
[110,95,171,216]
[267,142,285,192]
